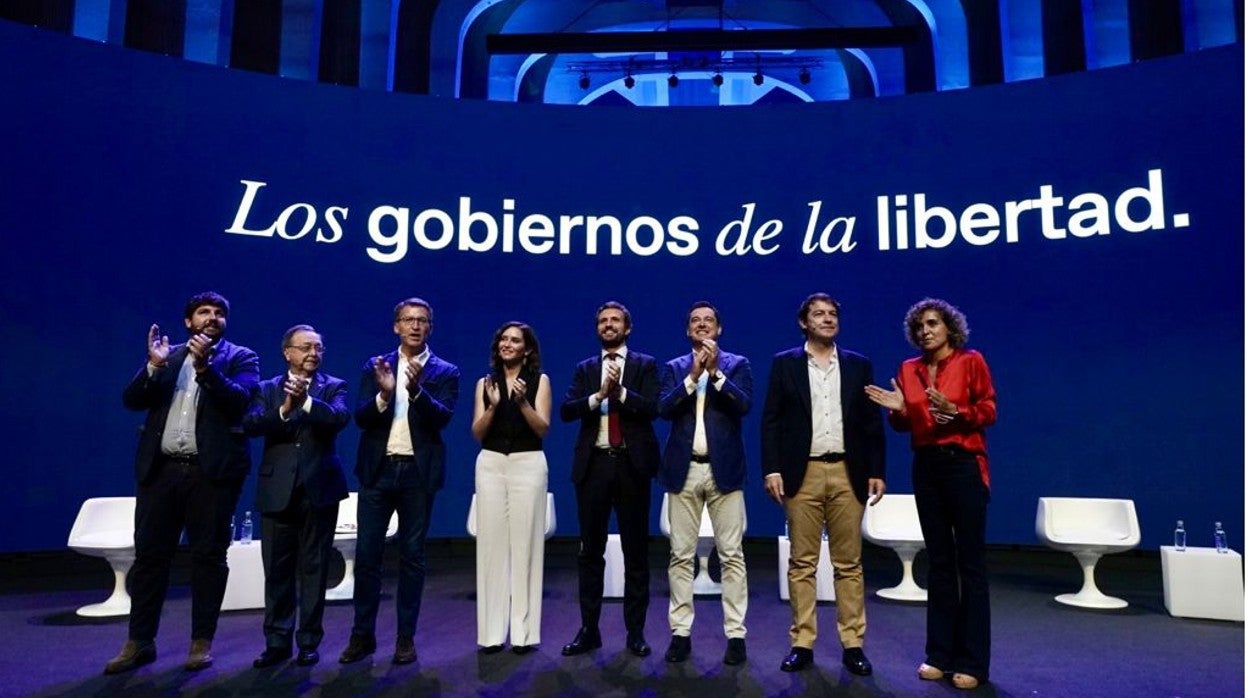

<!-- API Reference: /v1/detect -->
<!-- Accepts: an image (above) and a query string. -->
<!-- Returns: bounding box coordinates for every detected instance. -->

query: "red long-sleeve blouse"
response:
[888,349,997,487]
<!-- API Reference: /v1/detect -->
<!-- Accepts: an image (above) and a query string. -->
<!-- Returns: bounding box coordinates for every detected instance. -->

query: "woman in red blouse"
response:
[865,298,997,691]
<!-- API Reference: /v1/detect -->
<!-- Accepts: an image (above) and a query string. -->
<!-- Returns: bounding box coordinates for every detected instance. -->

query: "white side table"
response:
[1160,546,1244,621]
[221,541,265,611]
[776,536,836,601]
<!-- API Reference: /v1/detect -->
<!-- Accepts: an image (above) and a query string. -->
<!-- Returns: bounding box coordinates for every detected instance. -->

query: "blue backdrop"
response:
[0,21,1241,553]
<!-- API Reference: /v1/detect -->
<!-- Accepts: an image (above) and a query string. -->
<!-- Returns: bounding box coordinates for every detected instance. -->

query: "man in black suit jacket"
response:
[762,293,885,676]
[339,298,459,666]
[657,301,753,666]
[244,325,349,669]
[559,301,660,659]
[106,292,260,675]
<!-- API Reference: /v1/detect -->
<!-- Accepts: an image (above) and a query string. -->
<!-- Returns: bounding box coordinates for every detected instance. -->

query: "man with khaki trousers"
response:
[761,293,885,675]
[657,302,753,666]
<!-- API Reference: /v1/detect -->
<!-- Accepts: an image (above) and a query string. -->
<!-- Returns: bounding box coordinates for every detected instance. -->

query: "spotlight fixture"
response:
[752,70,764,86]
[667,73,679,88]
[799,67,811,85]
[578,73,590,90]
[623,74,635,89]
[711,72,723,87]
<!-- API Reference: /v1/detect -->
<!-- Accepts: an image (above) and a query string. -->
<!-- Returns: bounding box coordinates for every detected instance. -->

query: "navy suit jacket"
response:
[760,345,885,504]
[657,350,753,493]
[559,349,661,484]
[353,350,459,491]
[122,338,260,484]
[244,371,350,512]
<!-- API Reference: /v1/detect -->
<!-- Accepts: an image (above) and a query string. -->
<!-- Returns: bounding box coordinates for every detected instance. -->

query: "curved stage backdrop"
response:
[0,22,1242,553]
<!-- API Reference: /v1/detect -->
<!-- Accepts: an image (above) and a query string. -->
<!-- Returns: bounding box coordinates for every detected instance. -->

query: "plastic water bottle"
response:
[1214,521,1227,553]
[241,511,253,544]
[1174,520,1185,551]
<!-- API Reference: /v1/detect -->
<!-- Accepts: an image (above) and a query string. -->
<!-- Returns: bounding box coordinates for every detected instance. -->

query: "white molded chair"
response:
[660,493,745,596]
[465,492,557,539]
[326,493,399,601]
[861,494,927,602]
[67,497,137,617]
[1036,497,1141,609]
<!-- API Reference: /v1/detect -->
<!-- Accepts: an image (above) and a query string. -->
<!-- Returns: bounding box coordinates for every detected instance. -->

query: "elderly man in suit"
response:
[106,291,260,674]
[339,298,459,666]
[762,292,885,676]
[657,301,753,666]
[244,325,350,668]
[559,301,661,659]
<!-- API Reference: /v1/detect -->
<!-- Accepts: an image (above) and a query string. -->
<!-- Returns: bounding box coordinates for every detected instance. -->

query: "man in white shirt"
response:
[761,293,886,676]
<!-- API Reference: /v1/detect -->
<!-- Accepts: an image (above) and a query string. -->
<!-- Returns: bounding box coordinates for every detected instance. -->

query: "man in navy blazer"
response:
[106,292,259,675]
[559,301,660,659]
[657,301,753,666]
[244,325,350,668]
[762,293,885,676]
[339,298,459,666]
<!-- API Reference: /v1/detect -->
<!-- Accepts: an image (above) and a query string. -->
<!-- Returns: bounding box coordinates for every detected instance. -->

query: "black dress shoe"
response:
[478,644,504,655]
[626,633,651,658]
[295,649,319,666]
[780,647,813,672]
[561,627,602,656]
[103,640,157,675]
[842,647,873,676]
[723,638,747,666]
[338,634,376,664]
[664,635,691,663]
[393,637,417,665]
[253,647,292,668]
[511,644,537,655]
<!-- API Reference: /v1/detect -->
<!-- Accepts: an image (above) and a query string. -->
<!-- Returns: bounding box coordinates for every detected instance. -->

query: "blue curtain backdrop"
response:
[0,21,1241,552]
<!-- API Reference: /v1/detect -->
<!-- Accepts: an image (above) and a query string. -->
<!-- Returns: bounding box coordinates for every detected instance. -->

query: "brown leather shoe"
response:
[393,637,417,665]
[338,634,376,664]
[103,640,156,675]
[185,639,214,671]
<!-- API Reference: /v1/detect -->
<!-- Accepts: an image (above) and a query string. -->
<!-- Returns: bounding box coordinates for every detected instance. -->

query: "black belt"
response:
[917,444,971,458]
[384,454,415,463]
[690,454,710,464]
[594,447,628,459]
[809,452,845,463]
[161,453,199,465]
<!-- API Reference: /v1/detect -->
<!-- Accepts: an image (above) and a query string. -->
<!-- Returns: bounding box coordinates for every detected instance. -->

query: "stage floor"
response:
[1,539,1241,697]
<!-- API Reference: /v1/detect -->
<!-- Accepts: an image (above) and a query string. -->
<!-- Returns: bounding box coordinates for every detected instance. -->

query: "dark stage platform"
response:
[0,540,1241,697]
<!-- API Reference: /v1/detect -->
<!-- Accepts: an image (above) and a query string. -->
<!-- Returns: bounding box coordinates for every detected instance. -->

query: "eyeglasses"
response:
[287,343,325,354]
[397,316,430,326]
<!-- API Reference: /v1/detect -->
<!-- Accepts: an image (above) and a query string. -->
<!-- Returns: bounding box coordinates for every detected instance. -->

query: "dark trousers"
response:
[128,456,243,643]
[352,457,435,640]
[260,486,339,651]
[574,449,650,633]
[912,446,991,680]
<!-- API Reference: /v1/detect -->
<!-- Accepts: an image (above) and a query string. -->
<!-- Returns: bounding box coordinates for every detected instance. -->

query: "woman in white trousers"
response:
[471,322,551,654]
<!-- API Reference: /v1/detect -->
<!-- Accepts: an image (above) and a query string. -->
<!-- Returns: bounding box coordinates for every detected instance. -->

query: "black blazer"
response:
[353,350,459,491]
[559,350,661,483]
[657,350,753,494]
[122,338,260,484]
[244,371,351,512]
[761,345,885,504]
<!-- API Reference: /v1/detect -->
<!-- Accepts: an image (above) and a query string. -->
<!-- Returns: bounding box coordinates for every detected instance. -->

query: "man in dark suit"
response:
[244,325,350,668]
[762,293,885,676]
[657,301,753,666]
[559,301,660,658]
[106,291,259,674]
[339,298,459,666]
